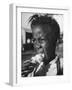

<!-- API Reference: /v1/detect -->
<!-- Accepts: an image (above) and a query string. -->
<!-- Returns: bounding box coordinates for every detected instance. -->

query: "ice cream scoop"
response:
[31,53,44,73]
[31,53,44,64]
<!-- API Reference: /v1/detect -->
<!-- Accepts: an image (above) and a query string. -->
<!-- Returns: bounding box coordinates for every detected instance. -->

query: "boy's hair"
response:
[29,14,60,43]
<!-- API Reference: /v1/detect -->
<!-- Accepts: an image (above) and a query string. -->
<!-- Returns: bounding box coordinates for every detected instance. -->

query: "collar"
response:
[49,56,58,65]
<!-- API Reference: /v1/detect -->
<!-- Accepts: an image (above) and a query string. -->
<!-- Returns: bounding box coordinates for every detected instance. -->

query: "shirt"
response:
[28,56,63,77]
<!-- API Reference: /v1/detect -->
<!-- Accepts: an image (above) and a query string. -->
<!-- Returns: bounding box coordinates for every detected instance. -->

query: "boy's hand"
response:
[22,60,36,77]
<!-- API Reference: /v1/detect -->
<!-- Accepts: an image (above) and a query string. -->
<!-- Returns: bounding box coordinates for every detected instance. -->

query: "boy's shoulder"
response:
[46,56,63,75]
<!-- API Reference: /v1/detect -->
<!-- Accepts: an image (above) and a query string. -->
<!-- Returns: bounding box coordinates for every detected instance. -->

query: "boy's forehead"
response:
[32,25,51,35]
[32,26,43,32]
[32,26,45,38]
[32,26,47,35]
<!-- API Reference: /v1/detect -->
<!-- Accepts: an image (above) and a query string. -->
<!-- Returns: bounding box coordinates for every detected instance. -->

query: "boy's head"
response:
[29,14,60,62]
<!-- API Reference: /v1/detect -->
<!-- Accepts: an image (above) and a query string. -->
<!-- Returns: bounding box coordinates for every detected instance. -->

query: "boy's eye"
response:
[40,38,45,41]
[39,38,45,43]
[32,38,45,44]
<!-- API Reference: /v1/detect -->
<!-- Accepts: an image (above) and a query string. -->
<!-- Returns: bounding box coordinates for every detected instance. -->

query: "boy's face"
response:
[32,26,52,60]
[32,26,46,54]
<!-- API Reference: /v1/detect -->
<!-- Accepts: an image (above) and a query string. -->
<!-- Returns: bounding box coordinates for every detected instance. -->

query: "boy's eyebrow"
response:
[32,36,45,40]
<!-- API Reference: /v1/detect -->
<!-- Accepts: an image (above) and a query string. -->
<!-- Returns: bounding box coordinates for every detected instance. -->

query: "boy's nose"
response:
[35,42,42,50]
[33,39,42,50]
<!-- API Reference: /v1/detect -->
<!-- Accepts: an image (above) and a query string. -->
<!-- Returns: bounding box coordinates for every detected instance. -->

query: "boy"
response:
[22,14,63,77]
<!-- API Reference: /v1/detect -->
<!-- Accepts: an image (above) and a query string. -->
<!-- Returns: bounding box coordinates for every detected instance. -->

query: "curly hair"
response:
[29,14,60,42]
